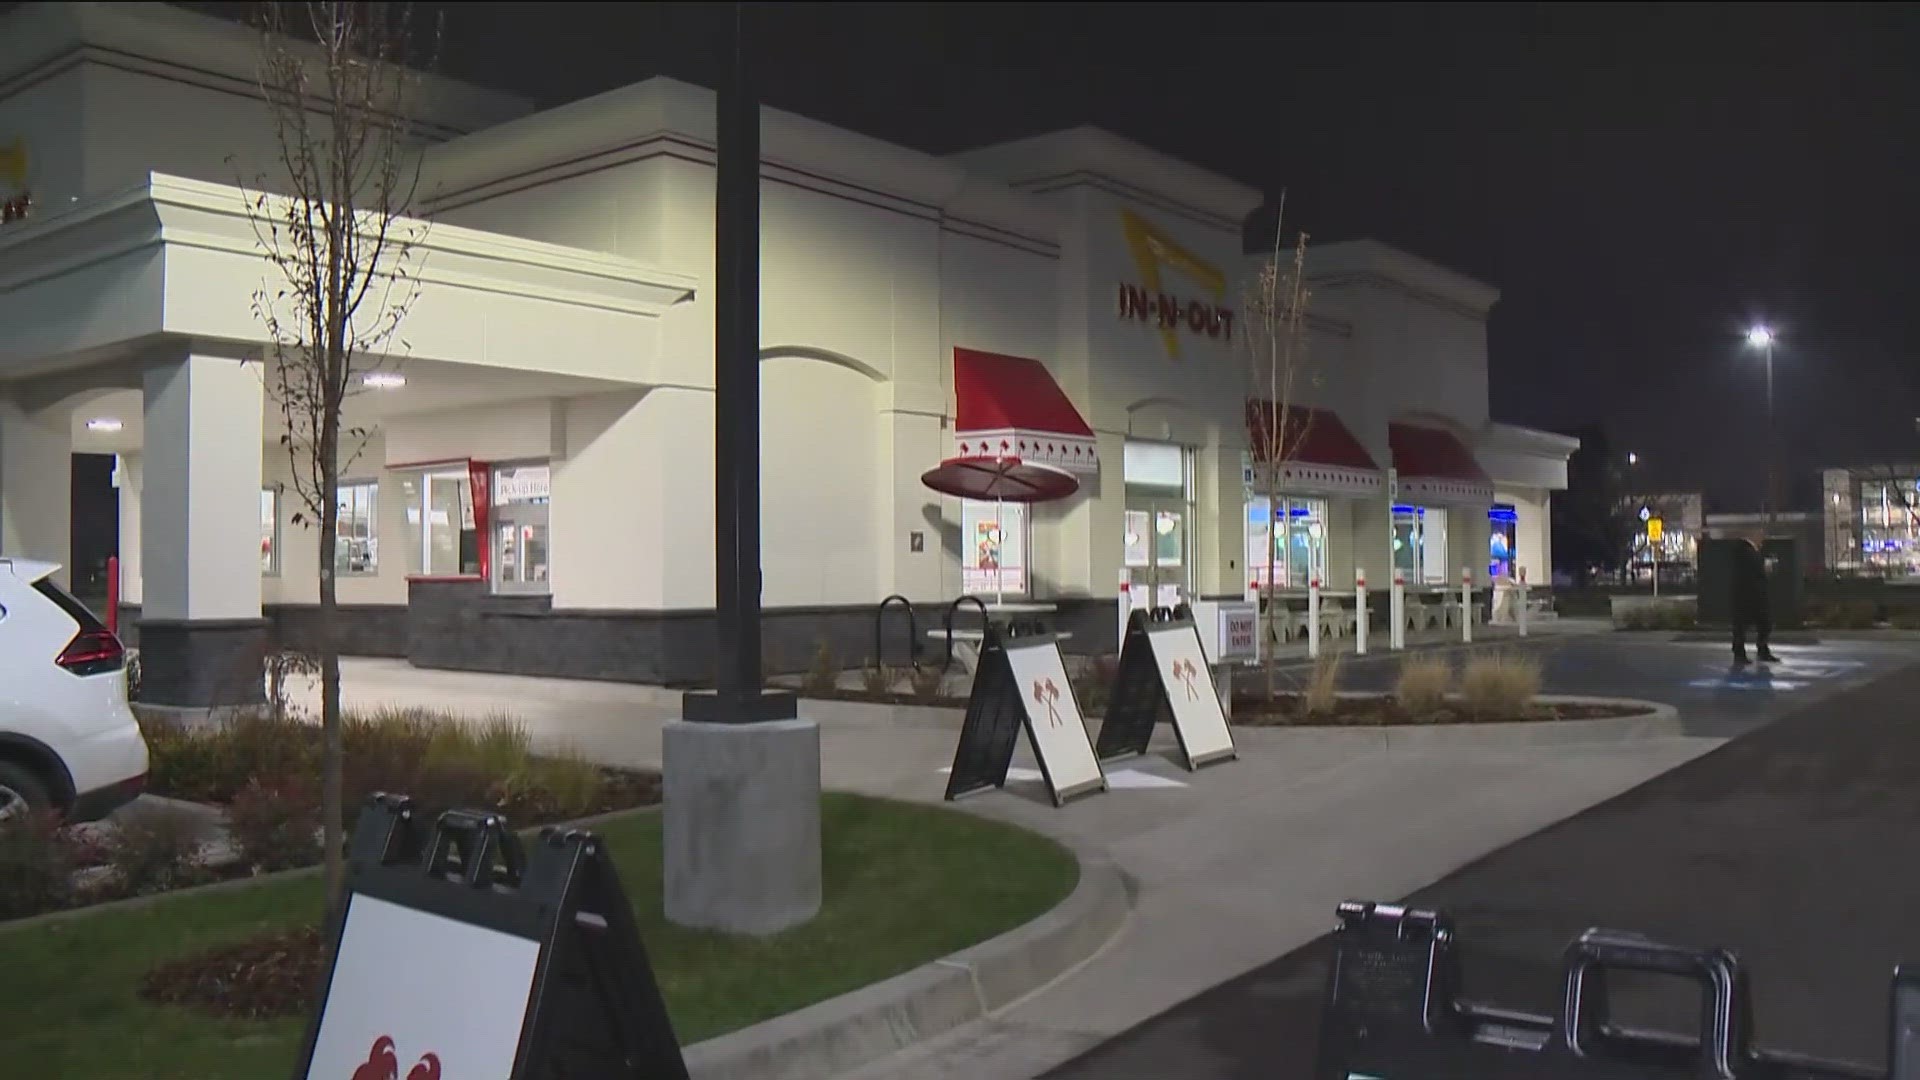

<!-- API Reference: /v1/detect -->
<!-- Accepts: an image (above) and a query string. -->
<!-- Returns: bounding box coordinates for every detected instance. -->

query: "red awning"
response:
[1389,422,1493,503]
[1244,402,1383,497]
[951,348,1098,475]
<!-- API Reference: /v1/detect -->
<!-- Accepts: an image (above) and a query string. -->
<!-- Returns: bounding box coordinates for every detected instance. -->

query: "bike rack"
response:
[940,595,989,671]
[873,594,920,671]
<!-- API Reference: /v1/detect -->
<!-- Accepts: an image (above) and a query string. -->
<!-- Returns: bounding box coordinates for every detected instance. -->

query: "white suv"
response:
[0,558,149,823]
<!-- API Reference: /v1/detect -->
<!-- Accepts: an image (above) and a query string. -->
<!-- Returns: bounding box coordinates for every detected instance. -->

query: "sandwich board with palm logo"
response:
[296,795,688,1080]
[1096,607,1237,770]
[944,628,1107,807]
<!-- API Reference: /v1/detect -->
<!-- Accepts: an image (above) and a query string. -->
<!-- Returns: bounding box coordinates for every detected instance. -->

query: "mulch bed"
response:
[141,925,325,1020]
[1232,694,1650,727]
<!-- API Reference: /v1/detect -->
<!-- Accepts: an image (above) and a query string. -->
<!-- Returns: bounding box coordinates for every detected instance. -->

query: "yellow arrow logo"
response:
[1120,207,1228,361]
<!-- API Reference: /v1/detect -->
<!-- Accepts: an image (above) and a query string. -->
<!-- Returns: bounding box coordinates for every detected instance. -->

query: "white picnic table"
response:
[925,601,1072,674]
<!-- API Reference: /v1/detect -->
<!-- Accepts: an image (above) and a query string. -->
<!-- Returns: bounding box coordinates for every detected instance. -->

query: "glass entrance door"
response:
[1125,499,1187,600]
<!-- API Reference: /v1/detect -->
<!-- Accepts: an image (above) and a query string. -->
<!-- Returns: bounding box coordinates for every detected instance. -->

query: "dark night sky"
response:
[178,3,1920,507]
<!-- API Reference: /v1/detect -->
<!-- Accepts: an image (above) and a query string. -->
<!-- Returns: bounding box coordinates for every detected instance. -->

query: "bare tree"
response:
[241,1,437,924]
[1243,193,1315,696]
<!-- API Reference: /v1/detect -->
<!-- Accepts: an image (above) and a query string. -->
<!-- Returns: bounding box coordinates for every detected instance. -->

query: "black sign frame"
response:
[293,794,689,1080]
[944,627,1106,807]
[1316,899,1909,1080]
[1094,607,1238,771]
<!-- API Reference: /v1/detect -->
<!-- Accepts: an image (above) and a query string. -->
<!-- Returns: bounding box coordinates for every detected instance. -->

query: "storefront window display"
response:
[1246,496,1328,588]
[962,500,1027,596]
[492,463,551,595]
[1392,505,1449,586]
[260,488,280,576]
[335,480,378,575]
[1124,441,1194,599]
[401,467,480,577]
[1489,503,1517,580]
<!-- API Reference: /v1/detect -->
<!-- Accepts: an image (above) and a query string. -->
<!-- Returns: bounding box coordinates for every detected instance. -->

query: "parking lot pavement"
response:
[1037,643,1920,1079]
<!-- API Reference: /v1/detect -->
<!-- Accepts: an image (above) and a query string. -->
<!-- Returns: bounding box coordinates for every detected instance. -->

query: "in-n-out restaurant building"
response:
[0,3,1576,707]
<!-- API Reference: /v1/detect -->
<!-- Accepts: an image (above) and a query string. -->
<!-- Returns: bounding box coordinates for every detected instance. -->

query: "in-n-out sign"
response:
[1116,284,1235,342]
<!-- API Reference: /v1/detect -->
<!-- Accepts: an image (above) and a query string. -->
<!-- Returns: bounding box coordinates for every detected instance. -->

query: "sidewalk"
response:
[313,653,1718,1080]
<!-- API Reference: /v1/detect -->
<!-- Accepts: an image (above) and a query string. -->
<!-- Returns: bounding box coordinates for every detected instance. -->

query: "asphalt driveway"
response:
[1043,636,1920,1078]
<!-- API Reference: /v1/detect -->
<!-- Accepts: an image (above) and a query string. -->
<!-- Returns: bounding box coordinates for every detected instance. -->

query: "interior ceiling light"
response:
[86,418,123,432]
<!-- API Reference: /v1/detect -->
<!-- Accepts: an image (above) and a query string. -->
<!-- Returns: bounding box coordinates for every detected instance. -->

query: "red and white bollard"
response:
[1354,568,1369,656]
[1308,577,1322,659]
[1390,571,1406,650]
[1460,567,1475,644]
[1517,566,1530,638]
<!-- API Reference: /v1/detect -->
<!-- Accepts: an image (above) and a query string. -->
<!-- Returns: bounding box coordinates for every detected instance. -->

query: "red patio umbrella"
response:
[919,455,1079,503]
[921,455,1078,603]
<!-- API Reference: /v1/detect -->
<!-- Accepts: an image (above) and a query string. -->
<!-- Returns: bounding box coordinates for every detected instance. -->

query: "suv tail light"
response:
[57,629,126,676]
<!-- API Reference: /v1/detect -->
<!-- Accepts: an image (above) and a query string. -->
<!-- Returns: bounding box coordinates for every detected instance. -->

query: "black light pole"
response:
[686,3,795,725]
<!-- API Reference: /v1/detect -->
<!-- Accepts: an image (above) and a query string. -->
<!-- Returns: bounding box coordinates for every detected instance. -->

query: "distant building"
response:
[1821,463,1920,578]
[1625,492,1704,582]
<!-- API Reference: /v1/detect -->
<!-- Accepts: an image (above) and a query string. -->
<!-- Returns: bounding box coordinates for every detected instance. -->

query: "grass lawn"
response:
[0,793,1078,1080]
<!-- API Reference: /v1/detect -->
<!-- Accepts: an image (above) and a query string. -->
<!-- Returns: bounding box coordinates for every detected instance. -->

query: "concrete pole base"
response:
[663,718,823,936]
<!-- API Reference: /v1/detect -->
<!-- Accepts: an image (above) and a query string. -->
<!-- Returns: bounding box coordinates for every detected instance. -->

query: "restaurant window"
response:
[1392,505,1450,586]
[260,488,280,576]
[401,467,480,577]
[962,500,1027,597]
[335,480,378,575]
[492,463,551,595]
[1489,503,1518,581]
[1246,496,1327,588]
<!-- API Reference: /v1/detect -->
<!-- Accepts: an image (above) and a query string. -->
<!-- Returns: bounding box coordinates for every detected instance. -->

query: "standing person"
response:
[1730,530,1780,665]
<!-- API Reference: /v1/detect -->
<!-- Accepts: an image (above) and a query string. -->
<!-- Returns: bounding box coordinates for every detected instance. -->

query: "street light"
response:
[1744,325,1777,527]
[1627,451,1639,466]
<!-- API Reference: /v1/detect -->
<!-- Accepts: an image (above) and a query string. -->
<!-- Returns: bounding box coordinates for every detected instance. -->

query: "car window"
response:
[31,578,106,633]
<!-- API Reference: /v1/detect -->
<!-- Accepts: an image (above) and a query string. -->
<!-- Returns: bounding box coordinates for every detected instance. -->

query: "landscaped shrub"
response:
[1302,653,1343,716]
[908,664,947,704]
[1892,607,1920,630]
[222,712,319,789]
[1393,654,1453,715]
[515,751,605,820]
[139,718,236,804]
[426,713,531,779]
[228,776,323,872]
[1617,605,1698,631]
[861,664,896,696]
[1459,652,1543,720]
[0,811,75,919]
[1808,600,1880,629]
[802,640,839,694]
[104,804,209,895]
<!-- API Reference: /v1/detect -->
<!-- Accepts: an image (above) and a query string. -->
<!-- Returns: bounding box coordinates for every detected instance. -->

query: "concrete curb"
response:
[682,850,1131,1080]
[1245,696,1685,752]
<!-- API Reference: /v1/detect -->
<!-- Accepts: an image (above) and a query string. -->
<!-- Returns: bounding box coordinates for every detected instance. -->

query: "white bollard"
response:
[1390,572,1407,650]
[1517,567,1530,638]
[1461,567,1474,644]
[1308,577,1322,659]
[1354,569,1369,656]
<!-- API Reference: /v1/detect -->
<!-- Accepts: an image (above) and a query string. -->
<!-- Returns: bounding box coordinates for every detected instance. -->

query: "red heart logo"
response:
[407,1053,441,1080]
